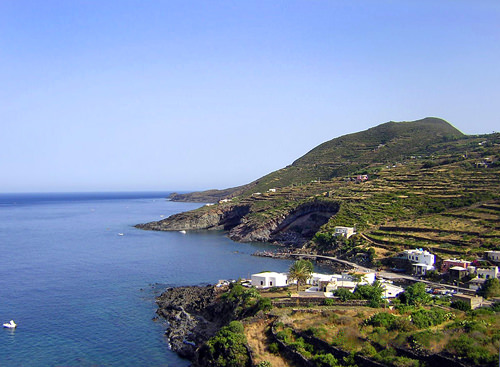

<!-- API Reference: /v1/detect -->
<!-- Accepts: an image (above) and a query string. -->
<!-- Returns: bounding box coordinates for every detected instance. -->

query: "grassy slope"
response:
[162,118,500,257]
[231,129,500,256]
[239,117,465,195]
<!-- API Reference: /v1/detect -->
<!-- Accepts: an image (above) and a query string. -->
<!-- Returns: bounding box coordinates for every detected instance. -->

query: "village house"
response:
[304,272,377,296]
[469,266,499,280]
[399,249,435,275]
[381,283,405,299]
[334,226,356,239]
[485,250,500,262]
[449,266,469,280]
[468,277,486,291]
[251,272,289,288]
[452,293,485,309]
[441,258,471,273]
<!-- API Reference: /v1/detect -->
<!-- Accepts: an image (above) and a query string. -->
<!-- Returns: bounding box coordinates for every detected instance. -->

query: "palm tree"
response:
[288,259,314,291]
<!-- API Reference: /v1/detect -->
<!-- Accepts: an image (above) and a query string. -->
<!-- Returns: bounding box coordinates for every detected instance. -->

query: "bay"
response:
[0,192,294,366]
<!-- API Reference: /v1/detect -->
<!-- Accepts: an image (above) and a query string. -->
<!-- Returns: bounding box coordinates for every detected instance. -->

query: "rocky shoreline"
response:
[155,285,236,363]
[136,199,340,248]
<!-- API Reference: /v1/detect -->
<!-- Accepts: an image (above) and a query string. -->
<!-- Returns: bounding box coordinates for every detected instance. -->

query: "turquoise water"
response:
[0,193,294,366]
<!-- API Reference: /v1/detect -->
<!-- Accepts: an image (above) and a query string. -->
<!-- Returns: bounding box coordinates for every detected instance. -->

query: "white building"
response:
[305,272,377,296]
[485,251,500,262]
[334,226,356,238]
[469,266,499,280]
[381,283,405,299]
[251,272,289,288]
[400,249,435,275]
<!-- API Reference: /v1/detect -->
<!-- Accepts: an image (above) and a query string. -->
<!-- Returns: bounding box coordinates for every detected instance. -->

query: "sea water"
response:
[0,192,294,366]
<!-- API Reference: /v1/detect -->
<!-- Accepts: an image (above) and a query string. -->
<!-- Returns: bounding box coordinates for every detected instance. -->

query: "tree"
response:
[478,278,500,299]
[354,281,384,307]
[333,288,355,301]
[398,282,431,307]
[288,259,314,291]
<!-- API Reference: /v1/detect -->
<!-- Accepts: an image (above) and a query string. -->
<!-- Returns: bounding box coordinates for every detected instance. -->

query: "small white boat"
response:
[3,320,16,329]
[118,233,124,236]
[179,230,187,234]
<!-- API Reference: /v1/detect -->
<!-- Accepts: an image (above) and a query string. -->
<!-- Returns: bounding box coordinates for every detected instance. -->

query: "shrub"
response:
[450,300,471,311]
[333,288,355,301]
[256,297,273,312]
[268,342,279,355]
[447,334,496,365]
[324,298,335,306]
[313,353,339,367]
[410,308,448,329]
[392,356,421,367]
[257,361,272,367]
[275,328,293,343]
[309,326,328,338]
[361,341,377,357]
[206,322,249,367]
[491,302,500,312]
[228,320,245,334]
[366,312,396,328]
[389,317,416,332]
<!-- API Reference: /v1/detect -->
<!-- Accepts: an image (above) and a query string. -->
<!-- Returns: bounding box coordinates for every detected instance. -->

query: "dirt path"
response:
[245,319,294,367]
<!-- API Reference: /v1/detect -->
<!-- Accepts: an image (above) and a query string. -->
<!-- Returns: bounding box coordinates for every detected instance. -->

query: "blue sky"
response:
[1,1,499,193]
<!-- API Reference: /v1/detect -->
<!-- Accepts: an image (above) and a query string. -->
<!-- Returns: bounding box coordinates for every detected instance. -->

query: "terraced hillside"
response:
[313,154,500,258]
[138,119,500,258]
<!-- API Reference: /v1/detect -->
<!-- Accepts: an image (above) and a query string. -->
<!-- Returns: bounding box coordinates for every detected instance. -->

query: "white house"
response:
[469,266,499,280]
[305,272,377,296]
[307,273,336,285]
[334,226,356,238]
[400,249,435,275]
[381,283,405,299]
[485,251,500,262]
[251,272,289,288]
[350,271,376,285]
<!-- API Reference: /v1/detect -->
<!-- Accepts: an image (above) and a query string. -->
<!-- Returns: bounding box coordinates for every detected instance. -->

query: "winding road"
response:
[289,253,475,294]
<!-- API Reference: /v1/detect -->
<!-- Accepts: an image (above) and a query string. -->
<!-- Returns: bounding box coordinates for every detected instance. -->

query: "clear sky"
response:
[1,1,499,193]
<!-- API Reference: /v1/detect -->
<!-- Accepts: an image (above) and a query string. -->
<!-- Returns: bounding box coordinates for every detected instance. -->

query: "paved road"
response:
[290,253,475,294]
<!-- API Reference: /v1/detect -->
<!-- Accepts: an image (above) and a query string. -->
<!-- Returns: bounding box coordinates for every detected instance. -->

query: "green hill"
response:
[139,117,499,258]
[239,117,464,195]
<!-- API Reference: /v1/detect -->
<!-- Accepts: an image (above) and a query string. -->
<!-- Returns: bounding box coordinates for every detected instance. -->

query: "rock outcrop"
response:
[136,204,251,232]
[137,200,340,247]
[155,285,236,361]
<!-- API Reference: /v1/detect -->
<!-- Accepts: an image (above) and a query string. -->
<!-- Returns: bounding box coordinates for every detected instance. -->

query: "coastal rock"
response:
[155,285,236,361]
[136,204,251,232]
[137,200,340,247]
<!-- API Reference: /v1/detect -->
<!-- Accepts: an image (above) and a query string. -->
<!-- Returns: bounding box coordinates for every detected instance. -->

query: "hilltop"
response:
[137,117,500,259]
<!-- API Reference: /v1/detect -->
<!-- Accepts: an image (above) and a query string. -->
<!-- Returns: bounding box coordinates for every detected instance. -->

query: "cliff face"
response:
[229,201,340,245]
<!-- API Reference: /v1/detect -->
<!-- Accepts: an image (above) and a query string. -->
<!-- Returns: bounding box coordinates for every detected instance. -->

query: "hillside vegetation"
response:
[139,118,500,258]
